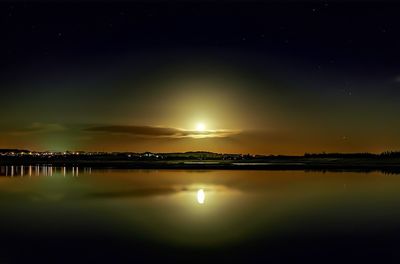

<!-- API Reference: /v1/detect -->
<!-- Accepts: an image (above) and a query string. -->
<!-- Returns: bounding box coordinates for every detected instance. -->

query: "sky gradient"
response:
[1,1,400,154]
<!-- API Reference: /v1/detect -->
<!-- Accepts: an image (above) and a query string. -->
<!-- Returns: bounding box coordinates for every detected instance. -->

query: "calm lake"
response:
[1,166,400,263]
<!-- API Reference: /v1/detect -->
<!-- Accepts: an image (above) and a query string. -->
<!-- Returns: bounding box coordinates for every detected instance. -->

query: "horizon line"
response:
[1,148,400,156]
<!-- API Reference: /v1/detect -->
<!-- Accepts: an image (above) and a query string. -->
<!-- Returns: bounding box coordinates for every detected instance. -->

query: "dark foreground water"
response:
[1,166,400,263]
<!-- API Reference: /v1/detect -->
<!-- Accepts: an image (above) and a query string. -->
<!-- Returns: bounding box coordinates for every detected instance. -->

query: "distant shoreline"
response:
[2,150,400,173]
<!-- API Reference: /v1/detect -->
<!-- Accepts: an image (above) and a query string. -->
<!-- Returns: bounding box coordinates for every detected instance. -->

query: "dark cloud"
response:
[86,125,177,136]
[84,125,239,138]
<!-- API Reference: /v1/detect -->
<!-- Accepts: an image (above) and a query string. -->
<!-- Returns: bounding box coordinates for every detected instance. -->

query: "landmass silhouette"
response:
[1,149,400,174]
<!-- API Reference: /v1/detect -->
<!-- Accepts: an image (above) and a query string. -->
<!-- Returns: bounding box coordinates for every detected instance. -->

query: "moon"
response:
[195,123,206,132]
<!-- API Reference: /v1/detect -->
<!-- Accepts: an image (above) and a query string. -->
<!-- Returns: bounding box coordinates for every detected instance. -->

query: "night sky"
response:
[1,1,400,154]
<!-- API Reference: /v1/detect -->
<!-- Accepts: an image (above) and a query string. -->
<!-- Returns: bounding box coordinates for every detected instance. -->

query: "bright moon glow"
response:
[197,189,205,204]
[196,123,206,132]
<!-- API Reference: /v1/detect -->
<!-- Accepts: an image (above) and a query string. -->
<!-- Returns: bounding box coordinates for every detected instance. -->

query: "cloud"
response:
[7,122,65,136]
[84,125,239,139]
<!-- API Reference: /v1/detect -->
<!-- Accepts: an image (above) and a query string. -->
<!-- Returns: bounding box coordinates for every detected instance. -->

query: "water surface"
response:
[1,166,400,263]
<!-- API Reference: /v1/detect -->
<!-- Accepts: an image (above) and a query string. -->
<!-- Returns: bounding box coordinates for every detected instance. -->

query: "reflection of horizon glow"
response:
[197,189,205,204]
